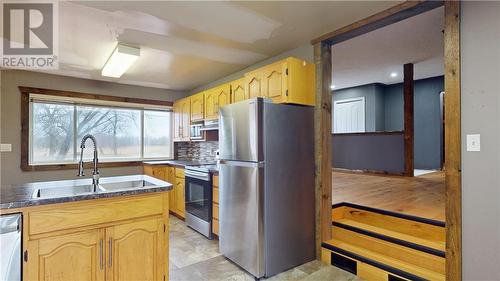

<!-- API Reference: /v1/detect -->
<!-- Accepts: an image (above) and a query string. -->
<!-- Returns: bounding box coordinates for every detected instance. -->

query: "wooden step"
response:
[332,203,445,252]
[322,239,445,281]
[332,225,445,275]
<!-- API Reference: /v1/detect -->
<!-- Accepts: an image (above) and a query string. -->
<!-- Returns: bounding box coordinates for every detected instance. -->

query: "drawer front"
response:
[29,194,165,235]
[175,167,185,178]
[213,175,219,187]
[213,218,219,236]
[213,187,219,204]
[213,203,219,220]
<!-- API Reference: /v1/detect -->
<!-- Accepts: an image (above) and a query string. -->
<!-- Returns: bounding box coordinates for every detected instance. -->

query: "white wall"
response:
[0,70,188,185]
[461,2,500,280]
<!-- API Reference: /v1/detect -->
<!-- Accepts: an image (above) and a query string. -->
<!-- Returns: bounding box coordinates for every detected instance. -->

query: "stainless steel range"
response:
[184,164,217,239]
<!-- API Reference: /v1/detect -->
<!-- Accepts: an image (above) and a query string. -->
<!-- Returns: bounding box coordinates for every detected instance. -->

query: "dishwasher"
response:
[0,214,22,281]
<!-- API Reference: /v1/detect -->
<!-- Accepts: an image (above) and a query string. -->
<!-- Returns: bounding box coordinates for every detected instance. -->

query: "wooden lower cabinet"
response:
[24,193,169,281]
[174,176,185,218]
[212,175,219,237]
[106,218,165,281]
[28,229,105,281]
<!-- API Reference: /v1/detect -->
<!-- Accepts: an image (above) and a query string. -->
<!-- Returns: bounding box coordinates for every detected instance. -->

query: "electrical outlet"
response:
[466,134,481,152]
[0,144,12,152]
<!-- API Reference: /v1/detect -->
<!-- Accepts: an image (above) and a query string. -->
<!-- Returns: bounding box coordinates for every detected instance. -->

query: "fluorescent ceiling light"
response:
[101,44,140,78]
[390,72,398,78]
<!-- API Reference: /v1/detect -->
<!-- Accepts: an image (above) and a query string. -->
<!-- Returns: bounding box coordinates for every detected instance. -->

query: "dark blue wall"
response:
[332,76,444,171]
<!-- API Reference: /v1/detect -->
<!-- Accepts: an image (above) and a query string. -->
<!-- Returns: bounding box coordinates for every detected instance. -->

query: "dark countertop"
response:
[143,159,217,168]
[0,175,173,210]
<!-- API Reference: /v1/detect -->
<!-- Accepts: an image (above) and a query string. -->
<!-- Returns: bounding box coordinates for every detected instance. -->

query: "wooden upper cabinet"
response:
[106,218,165,281]
[262,61,287,103]
[231,78,247,103]
[204,89,216,120]
[173,98,190,142]
[190,92,204,122]
[215,83,231,114]
[205,83,230,120]
[29,229,105,281]
[180,98,190,141]
[243,57,315,106]
[245,70,264,99]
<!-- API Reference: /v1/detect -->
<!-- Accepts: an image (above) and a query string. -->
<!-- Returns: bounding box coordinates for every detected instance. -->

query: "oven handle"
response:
[185,170,211,181]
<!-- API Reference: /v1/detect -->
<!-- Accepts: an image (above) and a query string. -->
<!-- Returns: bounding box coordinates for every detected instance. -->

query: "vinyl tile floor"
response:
[169,216,361,281]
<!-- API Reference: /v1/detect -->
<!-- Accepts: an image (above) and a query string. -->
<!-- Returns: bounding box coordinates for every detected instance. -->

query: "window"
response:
[28,93,172,165]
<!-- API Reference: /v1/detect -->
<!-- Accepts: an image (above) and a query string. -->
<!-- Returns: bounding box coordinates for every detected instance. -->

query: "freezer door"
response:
[219,160,265,278]
[219,98,263,162]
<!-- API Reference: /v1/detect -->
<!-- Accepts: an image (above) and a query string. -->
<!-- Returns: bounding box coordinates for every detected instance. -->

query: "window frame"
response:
[19,86,174,171]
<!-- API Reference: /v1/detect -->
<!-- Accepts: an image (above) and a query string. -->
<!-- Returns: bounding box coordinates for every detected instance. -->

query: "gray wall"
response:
[461,2,500,280]
[332,83,386,132]
[190,44,314,94]
[332,133,405,174]
[384,76,444,170]
[0,70,188,185]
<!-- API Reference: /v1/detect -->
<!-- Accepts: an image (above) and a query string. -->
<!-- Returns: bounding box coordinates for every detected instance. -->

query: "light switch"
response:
[466,134,481,152]
[0,143,12,152]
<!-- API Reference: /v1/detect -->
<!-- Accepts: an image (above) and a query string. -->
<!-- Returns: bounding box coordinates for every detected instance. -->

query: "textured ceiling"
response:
[332,6,444,90]
[27,1,403,90]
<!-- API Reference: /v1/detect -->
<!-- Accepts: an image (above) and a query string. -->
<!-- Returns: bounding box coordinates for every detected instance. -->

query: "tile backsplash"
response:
[175,141,219,162]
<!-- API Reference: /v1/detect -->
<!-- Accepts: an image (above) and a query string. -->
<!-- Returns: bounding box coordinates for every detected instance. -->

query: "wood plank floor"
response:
[332,170,445,221]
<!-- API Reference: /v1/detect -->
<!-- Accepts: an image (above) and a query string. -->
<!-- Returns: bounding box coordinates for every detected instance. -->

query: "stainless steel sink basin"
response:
[98,180,156,191]
[30,175,171,200]
[32,184,102,199]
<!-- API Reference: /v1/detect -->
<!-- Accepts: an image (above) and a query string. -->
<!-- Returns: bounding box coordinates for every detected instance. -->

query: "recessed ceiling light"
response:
[101,44,140,78]
[390,72,398,78]
[330,85,336,90]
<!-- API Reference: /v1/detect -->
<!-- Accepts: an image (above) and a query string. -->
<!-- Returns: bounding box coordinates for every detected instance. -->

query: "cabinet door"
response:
[173,101,182,141]
[231,78,247,103]
[27,229,105,281]
[190,93,204,121]
[106,218,165,281]
[175,177,185,218]
[181,98,191,141]
[245,71,264,99]
[262,61,287,103]
[144,165,154,177]
[204,89,217,120]
[215,83,231,113]
[167,168,176,212]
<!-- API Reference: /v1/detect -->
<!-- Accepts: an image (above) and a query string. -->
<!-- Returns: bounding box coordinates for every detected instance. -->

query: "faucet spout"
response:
[77,134,100,191]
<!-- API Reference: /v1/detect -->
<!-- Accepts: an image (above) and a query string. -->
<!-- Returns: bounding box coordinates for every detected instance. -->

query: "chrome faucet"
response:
[77,134,100,191]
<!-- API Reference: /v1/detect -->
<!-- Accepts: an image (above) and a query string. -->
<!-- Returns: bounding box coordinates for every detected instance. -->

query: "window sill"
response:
[21,161,143,172]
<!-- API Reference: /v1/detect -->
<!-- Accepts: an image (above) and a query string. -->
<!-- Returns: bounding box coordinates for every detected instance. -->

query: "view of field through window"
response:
[31,101,171,164]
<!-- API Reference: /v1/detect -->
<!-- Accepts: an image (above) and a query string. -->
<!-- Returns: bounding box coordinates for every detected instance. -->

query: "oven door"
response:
[185,173,212,222]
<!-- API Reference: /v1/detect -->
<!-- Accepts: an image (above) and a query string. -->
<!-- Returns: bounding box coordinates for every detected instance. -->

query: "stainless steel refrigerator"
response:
[219,98,315,278]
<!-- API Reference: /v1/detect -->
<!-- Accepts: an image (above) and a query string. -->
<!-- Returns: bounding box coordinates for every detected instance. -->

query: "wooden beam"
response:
[311,1,443,45]
[444,2,461,280]
[314,41,333,258]
[403,63,414,177]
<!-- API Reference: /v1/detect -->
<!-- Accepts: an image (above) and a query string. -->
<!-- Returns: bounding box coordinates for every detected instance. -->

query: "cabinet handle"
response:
[108,238,112,267]
[99,239,104,270]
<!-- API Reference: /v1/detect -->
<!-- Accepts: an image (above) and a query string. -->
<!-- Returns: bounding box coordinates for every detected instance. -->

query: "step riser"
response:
[322,248,421,281]
[332,226,445,275]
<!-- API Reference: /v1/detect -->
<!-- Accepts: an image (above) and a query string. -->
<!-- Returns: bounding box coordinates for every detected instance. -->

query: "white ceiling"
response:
[332,6,444,90]
[26,1,403,91]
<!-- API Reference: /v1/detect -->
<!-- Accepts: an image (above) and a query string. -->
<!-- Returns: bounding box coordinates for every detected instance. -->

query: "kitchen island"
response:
[0,175,172,281]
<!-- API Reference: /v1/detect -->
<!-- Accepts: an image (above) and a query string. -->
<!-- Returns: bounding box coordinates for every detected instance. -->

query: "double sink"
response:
[31,175,167,200]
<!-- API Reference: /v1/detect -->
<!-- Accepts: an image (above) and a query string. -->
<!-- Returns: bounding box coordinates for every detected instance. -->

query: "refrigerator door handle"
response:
[219,160,264,168]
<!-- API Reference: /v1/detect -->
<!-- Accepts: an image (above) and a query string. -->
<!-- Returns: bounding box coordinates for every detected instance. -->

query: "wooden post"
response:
[403,63,414,177]
[444,2,461,280]
[313,41,333,257]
